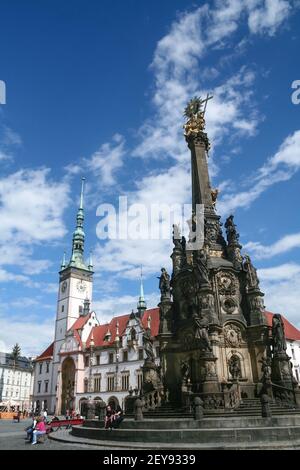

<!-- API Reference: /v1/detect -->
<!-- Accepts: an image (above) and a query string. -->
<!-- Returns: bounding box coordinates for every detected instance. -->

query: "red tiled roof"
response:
[70,312,92,331]
[265,311,300,341]
[34,342,54,362]
[86,308,160,348]
[141,307,160,337]
[86,314,130,348]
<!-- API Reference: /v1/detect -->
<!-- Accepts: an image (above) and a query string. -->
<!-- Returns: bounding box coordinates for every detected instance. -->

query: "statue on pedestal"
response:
[158,268,171,299]
[195,249,210,284]
[228,355,241,380]
[143,328,155,363]
[243,254,260,289]
[225,215,240,245]
[192,313,212,352]
[272,314,287,354]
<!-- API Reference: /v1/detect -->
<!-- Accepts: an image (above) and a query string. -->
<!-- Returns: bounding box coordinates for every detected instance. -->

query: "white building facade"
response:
[0,353,33,411]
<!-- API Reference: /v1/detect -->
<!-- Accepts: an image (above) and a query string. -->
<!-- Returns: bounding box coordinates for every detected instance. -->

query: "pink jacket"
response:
[36,421,46,432]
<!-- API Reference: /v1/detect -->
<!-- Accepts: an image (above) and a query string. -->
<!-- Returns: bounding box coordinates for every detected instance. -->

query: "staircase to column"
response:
[60,398,300,449]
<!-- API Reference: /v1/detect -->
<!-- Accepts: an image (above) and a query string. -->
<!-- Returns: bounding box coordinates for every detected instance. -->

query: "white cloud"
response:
[0,312,55,356]
[245,233,300,259]
[0,150,12,162]
[260,264,300,329]
[0,168,70,244]
[84,134,125,187]
[247,0,292,36]
[92,291,159,323]
[259,262,300,280]
[218,129,300,215]
[0,268,29,283]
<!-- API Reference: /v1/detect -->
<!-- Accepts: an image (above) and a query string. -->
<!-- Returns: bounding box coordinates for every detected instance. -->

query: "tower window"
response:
[61,305,64,312]
[85,356,89,367]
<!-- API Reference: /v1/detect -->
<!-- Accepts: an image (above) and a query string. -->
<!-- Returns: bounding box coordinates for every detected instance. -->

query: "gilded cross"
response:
[200,93,213,115]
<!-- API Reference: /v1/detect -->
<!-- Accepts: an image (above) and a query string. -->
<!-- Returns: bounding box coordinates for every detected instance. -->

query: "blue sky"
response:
[0,0,300,356]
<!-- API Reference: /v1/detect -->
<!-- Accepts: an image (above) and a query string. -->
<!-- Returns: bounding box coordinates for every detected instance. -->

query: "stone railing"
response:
[143,388,169,412]
[271,382,298,408]
[187,382,241,412]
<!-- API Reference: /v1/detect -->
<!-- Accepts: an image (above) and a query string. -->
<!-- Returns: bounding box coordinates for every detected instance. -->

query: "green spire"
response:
[137,265,146,316]
[67,178,90,270]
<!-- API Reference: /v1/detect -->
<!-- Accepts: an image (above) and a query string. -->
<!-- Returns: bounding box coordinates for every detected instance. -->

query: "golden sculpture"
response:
[183,95,213,138]
[211,188,219,208]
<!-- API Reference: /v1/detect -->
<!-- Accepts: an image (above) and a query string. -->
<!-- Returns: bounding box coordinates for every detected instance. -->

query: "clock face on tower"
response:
[61,281,68,293]
[76,280,87,293]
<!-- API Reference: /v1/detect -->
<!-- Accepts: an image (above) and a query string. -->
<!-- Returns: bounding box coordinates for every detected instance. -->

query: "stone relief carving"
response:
[224,324,242,347]
[221,297,238,314]
[217,271,238,296]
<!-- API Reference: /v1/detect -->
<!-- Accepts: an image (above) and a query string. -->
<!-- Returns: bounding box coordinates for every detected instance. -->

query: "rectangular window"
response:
[46,362,50,373]
[96,355,100,366]
[107,375,114,392]
[84,378,88,393]
[38,381,41,393]
[138,349,144,361]
[44,381,49,393]
[39,363,42,374]
[292,349,296,360]
[94,375,101,392]
[61,305,64,312]
[123,351,128,362]
[121,372,130,391]
[156,347,160,358]
[85,356,89,367]
[109,353,114,364]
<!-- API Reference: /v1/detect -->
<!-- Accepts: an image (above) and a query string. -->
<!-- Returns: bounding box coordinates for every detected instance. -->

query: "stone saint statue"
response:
[225,215,240,245]
[243,254,259,289]
[158,268,171,299]
[228,355,241,380]
[143,327,155,363]
[272,314,287,354]
[259,356,272,382]
[195,249,209,284]
[192,313,212,352]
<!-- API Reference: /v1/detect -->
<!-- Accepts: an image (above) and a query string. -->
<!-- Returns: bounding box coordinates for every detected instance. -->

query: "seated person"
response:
[25,417,37,442]
[31,417,47,445]
[111,405,124,429]
[104,405,114,430]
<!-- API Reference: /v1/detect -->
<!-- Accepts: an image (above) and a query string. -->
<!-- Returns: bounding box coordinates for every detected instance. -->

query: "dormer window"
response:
[104,329,112,342]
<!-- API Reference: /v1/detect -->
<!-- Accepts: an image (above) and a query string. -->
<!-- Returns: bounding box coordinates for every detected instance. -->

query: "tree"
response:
[11,343,21,368]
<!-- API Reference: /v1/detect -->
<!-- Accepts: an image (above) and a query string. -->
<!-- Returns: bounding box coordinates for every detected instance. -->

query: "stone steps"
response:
[71,421,300,444]
[49,429,300,449]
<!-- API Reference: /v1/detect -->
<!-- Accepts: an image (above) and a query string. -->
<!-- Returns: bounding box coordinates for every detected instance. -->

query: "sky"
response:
[0,0,299,356]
